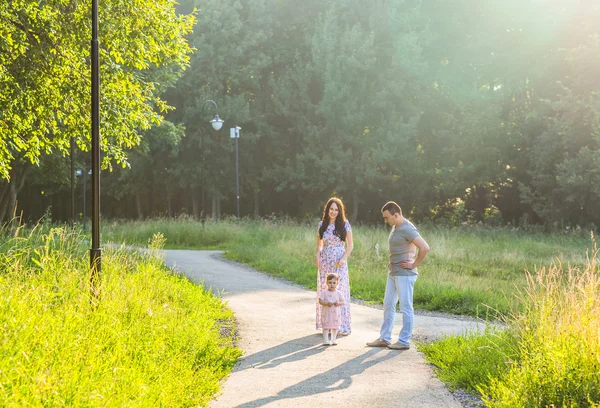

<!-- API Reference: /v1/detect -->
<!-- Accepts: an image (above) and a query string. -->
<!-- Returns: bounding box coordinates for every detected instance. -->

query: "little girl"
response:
[318,273,345,346]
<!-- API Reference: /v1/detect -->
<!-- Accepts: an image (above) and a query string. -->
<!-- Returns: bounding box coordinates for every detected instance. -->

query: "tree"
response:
[515,4,600,227]
[291,0,428,221]
[103,121,184,219]
[0,0,194,220]
[168,0,280,218]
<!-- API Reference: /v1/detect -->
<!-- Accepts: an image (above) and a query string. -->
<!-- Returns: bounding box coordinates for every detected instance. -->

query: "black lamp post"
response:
[70,137,75,228]
[90,0,101,297]
[200,100,224,219]
[230,126,241,218]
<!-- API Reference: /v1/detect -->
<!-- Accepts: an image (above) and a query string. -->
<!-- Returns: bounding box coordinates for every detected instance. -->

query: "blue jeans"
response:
[379,274,418,345]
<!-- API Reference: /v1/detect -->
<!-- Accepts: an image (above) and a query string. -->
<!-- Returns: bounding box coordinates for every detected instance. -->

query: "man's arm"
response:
[399,236,430,269]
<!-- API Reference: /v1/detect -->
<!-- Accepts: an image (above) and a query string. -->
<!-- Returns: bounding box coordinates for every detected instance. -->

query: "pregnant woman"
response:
[314,197,353,336]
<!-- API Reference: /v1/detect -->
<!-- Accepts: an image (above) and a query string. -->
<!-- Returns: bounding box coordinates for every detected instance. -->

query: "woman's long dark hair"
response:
[319,197,347,241]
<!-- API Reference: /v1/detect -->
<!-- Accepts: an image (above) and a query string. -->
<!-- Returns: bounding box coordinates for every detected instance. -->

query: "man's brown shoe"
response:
[387,342,410,350]
[366,338,391,347]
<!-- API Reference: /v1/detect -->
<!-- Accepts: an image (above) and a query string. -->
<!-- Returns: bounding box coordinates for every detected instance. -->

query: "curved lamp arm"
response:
[202,99,224,130]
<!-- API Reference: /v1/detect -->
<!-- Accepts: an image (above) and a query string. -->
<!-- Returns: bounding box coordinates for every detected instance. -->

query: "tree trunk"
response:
[211,192,218,221]
[0,184,10,223]
[350,190,359,224]
[135,192,144,219]
[253,189,260,217]
[0,161,30,224]
[216,196,221,220]
[192,190,199,219]
[2,186,18,224]
[201,170,206,219]
[471,185,489,222]
[148,179,154,217]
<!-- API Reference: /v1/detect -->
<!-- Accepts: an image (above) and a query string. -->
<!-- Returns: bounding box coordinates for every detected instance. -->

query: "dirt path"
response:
[165,250,482,408]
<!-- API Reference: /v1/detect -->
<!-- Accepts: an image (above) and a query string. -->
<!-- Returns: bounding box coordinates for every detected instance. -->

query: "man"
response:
[367,201,430,350]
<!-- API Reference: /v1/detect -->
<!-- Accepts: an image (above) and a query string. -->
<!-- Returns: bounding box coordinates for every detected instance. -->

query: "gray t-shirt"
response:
[389,219,420,276]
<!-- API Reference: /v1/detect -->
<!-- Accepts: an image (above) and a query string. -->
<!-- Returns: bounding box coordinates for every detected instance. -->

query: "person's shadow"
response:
[235,334,326,371]
[234,346,400,407]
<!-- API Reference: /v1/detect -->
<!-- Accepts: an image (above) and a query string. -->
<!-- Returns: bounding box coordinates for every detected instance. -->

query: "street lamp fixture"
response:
[211,114,224,130]
[203,100,223,131]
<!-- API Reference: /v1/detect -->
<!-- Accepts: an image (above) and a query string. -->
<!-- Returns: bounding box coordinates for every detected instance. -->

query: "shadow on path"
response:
[236,347,401,408]
[237,334,326,371]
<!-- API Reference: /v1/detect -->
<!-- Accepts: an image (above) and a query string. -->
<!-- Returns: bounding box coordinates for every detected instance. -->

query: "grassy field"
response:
[0,225,241,407]
[105,217,593,317]
[102,218,600,406]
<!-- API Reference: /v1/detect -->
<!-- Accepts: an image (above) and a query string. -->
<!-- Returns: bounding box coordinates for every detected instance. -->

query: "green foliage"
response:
[9,0,600,228]
[0,0,194,179]
[102,120,186,218]
[148,231,167,250]
[0,226,240,406]
[518,32,600,227]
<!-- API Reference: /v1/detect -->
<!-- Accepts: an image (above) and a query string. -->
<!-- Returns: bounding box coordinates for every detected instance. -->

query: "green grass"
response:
[421,241,600,407]
[0,225,241,407]
[105,217,600,405]
[419,327,517,393]
[105,217,242,249]
[104,217,593,317]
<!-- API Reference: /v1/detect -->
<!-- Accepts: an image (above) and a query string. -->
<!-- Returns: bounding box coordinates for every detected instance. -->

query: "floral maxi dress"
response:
[316,220,352,333]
